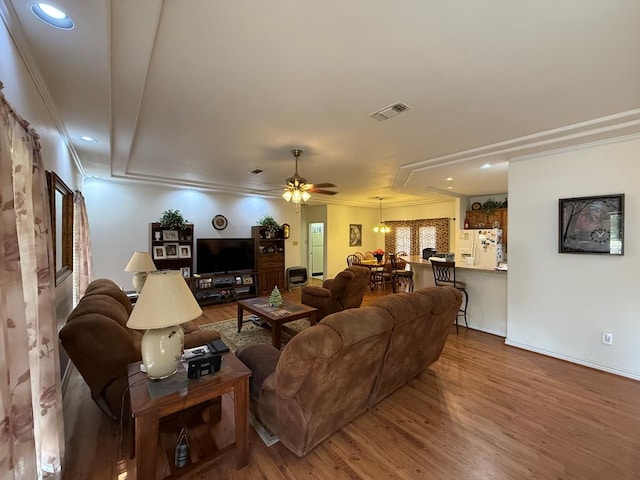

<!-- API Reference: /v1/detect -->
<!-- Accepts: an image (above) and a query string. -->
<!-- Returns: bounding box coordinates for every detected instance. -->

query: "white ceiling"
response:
[4,0,640,206]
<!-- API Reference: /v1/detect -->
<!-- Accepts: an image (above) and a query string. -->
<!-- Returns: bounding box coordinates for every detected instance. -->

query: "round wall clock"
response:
[471,202,482,211]
[212,215,228,230]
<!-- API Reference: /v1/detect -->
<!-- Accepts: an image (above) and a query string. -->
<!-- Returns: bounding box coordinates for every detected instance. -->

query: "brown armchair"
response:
[301,265,370,321]
[59,279,220,420]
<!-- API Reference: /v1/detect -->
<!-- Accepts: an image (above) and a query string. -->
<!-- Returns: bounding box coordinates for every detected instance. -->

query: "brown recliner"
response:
[300,265,370,321]
[59,278,220,420]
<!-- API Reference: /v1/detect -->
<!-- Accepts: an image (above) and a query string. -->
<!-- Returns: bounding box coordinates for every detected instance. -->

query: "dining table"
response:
[358,259,387,290]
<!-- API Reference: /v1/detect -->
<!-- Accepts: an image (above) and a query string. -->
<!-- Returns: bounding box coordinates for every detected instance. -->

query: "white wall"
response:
[83,180,304,289]
[507,136,640,380]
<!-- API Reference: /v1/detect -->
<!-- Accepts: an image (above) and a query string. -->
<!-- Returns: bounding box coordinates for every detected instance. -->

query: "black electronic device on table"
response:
[208,339,230,354]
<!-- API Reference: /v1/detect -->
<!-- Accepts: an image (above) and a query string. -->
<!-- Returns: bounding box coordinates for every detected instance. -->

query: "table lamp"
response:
[126,271,202,379]
[124,251,157,293]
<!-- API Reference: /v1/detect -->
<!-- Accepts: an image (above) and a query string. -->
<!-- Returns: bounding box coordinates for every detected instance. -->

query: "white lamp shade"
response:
[124,251,157,273]
[127,271,202,330]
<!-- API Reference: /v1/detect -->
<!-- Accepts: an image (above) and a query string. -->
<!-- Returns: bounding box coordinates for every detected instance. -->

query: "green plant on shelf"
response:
[257,215,280,236]
[482,198,502,217]
[159,209,188,229]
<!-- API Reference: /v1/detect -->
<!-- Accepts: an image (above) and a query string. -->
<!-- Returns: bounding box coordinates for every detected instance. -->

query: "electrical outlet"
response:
[602,331,613,345]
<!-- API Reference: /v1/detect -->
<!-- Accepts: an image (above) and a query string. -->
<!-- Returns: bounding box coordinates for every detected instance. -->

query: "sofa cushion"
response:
[274,306,393,456]
[369,286,462,404]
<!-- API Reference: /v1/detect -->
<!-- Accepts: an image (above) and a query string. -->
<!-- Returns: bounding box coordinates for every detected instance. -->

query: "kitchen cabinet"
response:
[464,208,508,251]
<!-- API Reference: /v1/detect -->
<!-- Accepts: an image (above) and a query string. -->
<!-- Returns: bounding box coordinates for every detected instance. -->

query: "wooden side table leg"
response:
[135,413,159,480]
[272,324,281,349]
[237,303,243,332]
[234,378,250,468]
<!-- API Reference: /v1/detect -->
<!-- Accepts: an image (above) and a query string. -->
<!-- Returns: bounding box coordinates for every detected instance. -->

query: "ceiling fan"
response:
[282,149,337,203]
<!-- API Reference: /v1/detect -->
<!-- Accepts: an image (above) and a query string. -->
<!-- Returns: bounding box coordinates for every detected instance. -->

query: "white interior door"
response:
[309,223,324,278]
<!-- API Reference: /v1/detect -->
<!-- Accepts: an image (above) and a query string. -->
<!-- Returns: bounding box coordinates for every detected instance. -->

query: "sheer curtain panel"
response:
[0,84,65,478]
[73,191,93,305]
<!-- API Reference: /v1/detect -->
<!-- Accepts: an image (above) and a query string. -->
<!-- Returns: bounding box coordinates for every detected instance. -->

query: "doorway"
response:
[308,222,324,280]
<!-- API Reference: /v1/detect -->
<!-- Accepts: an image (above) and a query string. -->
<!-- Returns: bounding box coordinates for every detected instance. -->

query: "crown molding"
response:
[394,109,640,191]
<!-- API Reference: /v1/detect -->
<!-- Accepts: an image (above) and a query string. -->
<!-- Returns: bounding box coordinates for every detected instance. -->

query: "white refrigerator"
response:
[457,229,504,269]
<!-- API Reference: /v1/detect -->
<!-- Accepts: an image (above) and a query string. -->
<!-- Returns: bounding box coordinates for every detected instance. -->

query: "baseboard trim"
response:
[505,338,640,381]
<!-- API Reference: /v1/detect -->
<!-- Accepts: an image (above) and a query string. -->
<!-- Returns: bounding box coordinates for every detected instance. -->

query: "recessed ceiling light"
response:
[447,186,454,190]
[79,136,97,143]
[446,177,454,182]
[31,3,75,30]
[480,163,493,169]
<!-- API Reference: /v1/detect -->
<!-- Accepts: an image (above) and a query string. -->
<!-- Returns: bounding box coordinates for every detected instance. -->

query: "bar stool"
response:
[389,253,414,293]
[431,261,468,333]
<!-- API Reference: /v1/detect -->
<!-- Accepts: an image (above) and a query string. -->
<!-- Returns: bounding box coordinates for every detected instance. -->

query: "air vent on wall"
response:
[369,102,411,121]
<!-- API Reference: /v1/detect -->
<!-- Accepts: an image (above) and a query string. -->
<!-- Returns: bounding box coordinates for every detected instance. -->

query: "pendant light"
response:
[373,197,390,233]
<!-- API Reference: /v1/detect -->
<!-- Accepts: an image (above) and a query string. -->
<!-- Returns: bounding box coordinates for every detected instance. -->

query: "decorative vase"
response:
[374,254,383,262]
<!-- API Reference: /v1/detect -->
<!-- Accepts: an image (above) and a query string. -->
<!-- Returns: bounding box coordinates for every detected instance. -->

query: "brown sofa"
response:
[300,265,370,321]
[237,285,462,456]
[59,278,220,420]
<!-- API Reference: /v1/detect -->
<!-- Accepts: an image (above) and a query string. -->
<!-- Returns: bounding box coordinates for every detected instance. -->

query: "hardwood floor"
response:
[62,282,640,479]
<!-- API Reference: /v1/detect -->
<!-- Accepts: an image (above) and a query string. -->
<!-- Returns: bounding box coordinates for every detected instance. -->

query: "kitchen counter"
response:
[401,256,507,337]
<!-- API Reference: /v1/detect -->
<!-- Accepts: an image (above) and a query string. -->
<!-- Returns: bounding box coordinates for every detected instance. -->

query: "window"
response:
[384,218,449,255]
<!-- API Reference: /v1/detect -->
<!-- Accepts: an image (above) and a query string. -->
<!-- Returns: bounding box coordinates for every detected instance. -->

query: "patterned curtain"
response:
[384,218,450,255]
[73,191,93,305]
[0,86,65,478]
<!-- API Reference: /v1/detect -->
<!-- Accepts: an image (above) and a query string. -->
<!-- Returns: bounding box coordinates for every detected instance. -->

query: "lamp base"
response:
[141,325,185,380]
[132,272,149,293]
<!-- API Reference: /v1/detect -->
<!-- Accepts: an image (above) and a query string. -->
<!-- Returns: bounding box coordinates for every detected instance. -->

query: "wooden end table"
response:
[128,352,251,479]
[237,297,317,349]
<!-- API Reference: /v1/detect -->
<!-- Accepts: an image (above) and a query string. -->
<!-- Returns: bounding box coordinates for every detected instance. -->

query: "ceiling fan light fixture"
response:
[282,149,311,205]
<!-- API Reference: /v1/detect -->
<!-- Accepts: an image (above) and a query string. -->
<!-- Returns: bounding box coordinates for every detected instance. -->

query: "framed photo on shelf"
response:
[179,245,191,258]
[153,246,166,260]
[558,193,624,255]
[180,267,191,278]
[162,230,179,241]
[165,243,179,258]
[349,224,362,247]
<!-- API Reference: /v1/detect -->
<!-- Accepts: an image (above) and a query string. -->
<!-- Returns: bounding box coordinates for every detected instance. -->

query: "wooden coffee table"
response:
[237,297,317,349]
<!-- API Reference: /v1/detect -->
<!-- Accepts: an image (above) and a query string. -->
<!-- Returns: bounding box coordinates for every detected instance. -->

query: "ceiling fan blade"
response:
[311,188,338,195]
[310,182,336,189]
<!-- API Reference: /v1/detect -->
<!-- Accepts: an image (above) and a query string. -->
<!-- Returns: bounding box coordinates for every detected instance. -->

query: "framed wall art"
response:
[558,193,624,255]
[153,246,166,260]
[165,243,179,258]
[162,230,179,241]
[349,224,362,247]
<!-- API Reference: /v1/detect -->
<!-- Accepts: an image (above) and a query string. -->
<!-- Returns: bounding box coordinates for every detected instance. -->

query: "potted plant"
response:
[481,198,502,217]
[159,209,188,229]
[257,215,280,238]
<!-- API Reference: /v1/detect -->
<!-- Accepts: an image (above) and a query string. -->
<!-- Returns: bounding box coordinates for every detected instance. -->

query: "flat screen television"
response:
[196,238,255,274]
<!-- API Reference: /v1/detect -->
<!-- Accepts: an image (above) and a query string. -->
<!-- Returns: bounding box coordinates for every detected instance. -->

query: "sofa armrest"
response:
[301,285,331,298]
[236,343,281,402]
[322,279,335,290]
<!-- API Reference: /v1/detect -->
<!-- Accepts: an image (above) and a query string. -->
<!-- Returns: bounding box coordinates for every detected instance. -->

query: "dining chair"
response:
[431,261,468,333]
[389,253,414,293]
[346,254,361,267]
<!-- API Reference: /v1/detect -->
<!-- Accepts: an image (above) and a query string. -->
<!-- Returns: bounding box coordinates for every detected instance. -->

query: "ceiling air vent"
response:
[249,168,264,175]
[369,102,411,121]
